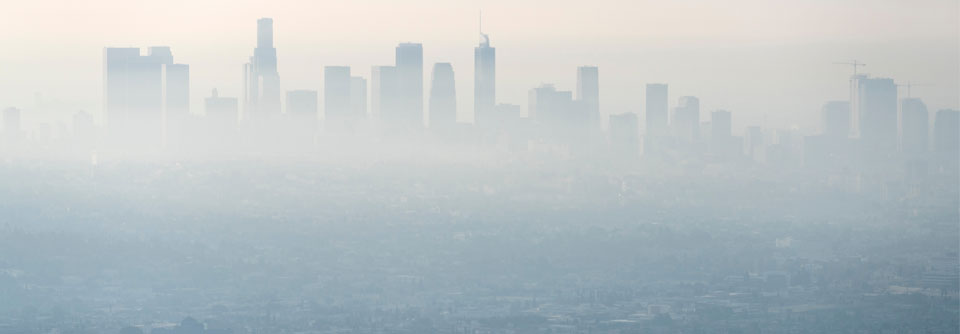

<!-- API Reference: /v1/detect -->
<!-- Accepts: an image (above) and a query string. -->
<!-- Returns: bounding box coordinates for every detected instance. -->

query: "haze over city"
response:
[2,0,957,132]
[0,1,958,333]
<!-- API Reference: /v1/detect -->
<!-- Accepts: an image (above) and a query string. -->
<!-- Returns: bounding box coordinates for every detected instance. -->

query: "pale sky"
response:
[1,0,957,133]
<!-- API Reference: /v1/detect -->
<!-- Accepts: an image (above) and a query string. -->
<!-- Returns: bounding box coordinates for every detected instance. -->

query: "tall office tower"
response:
[933,109,959,156]
[821,101,850,139]
[286,90,319,144]
[163,63,190,147]
[856,77,897,155]
[350,76,368,120]
[204,89,239,148]
[103,46,184,149]
[528,84,571,122]
[371,66,398,125]
[711,110,732,140]
[243,18,282,121]
[147,46,174,64]
[529,84,589,144]
[848,74,867,137]
[429,63,457,130]
[645,84,669,136]
[576,66,599,129]
[474,31,496,126]
[609,112,639,158]
[672,96,700,142]
[324,66,352,131]
[744,126,764,160]
[900,98,928,155]
[395,43,424,130]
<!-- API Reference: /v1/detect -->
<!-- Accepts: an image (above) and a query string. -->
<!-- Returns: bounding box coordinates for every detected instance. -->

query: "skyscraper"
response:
[324,66,352,131]
[103,46,185,149]
[164,63,190,148]
[933,109,959,156]
[528,84,571,122]
[710,110,732,140]
[821,101,850,139]
[900,98,928,155]
[744,126,764,160]
[645,84,668,136]
[350,76,368,120]
[395,43,424,130]
[576,66,599,129]
[371,65,398,126]
[672,96,700,142]
[103,47,147,142]
[244,18,281,121]
[856,77,897,155]
[529,84,589,144]
[474,31,495,127]
[204,89,239,149]
[429,63,457,130]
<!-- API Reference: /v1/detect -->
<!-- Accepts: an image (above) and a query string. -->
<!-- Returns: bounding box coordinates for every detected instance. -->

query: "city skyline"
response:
[0,3,957,333]
[1,1,957,134]
[0,15,952,165]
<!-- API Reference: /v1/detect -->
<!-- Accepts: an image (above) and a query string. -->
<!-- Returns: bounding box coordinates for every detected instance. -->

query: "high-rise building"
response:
[371,65,398,125]
[529,84,571,122]
[529,84,589,143]
[104,47,160,146]
[672,96,700,142]
[324,66,352,131]
[849,74,867,137]
[395,43,424,130]
[244,18,282,121]
[710,110,732,140]
[645,84,668,136]
[350,76,368,120]
[933,109,959,156]
[856,77,897,155]
[576,66,599,129]
[806,101,854,168]
[164,63,190,147]
[146,46,173,64]
[609,112,639,158]
[429,63,457,130]
[103,46,186,149]
[821,101,850,139]
[900,98,928,155]
[744,126,764,160]
[474,31,496,126]
[204,89,239,148]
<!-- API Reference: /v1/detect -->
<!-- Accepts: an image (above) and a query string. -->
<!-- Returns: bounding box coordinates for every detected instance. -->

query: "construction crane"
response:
[896,82,934,98]
[834,60,866,77]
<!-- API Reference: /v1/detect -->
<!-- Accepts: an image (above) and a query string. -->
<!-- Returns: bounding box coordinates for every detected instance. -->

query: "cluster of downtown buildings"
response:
[0,18,957,172]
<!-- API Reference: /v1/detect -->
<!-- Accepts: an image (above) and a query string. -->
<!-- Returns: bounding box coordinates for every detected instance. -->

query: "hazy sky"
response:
[1,0,957,133]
